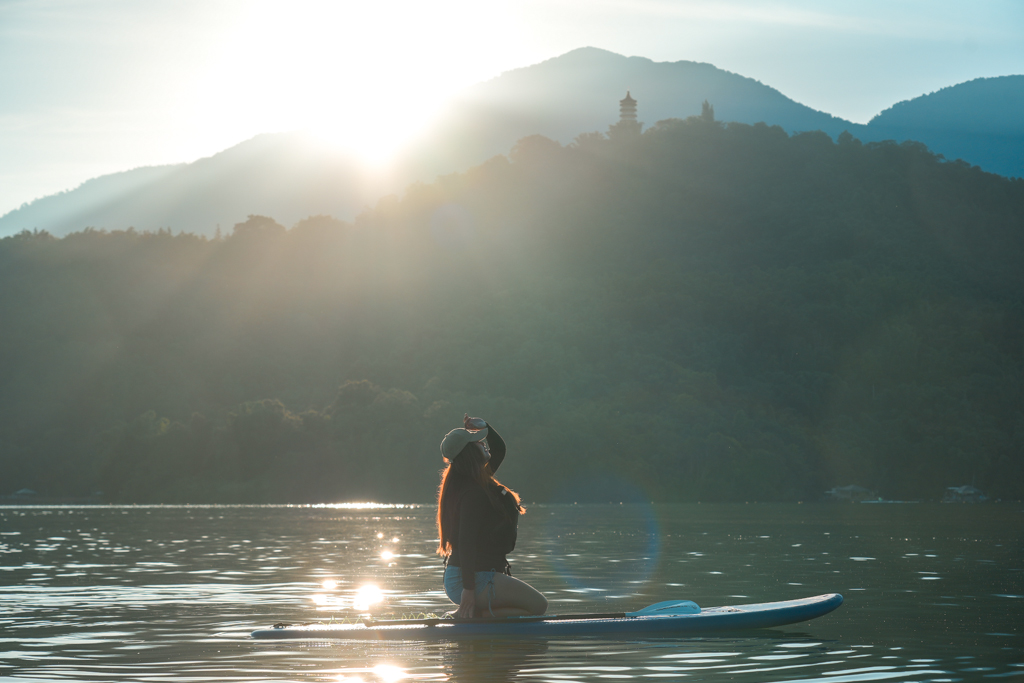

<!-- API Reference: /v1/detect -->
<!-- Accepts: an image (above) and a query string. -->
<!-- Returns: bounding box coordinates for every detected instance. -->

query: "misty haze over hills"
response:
[1,47,1021,238]
[0,134,376,238]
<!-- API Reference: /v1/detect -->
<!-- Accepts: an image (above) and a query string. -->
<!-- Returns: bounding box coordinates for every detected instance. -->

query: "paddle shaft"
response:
[364,611,630,627]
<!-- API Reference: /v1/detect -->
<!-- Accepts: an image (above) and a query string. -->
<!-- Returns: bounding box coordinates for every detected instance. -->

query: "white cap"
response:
[440,427,489,462]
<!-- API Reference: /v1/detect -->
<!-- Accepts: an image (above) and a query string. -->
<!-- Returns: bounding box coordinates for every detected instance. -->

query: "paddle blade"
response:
[628,600,701,616]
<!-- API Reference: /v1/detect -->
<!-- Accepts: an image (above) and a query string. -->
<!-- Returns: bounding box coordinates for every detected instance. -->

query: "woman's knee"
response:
[492,575,547,615]
[531,590,548,615]
[514,579,548,615]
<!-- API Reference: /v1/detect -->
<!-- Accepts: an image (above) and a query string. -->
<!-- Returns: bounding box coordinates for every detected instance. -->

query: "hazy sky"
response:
[1,0,1021,217]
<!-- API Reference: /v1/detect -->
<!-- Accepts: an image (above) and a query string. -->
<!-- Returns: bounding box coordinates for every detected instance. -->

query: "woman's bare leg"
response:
[475,573,547,617]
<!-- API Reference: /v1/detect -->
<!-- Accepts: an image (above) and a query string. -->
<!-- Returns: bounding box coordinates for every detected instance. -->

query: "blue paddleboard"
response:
[251,593,843,640]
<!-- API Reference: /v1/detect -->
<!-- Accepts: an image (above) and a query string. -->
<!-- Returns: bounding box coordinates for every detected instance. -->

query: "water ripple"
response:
[0,503,1020,682]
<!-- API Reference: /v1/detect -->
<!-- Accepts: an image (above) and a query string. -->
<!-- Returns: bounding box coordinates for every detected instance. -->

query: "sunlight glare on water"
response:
[354,584,385,611]
[0,503,1020,682]
[372,664,408,682]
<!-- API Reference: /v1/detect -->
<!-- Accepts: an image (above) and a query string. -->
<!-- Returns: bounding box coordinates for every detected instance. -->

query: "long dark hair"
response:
[436,441,523,558]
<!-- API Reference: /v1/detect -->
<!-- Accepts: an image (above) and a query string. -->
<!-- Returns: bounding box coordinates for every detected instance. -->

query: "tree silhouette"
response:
[701,100,715,122]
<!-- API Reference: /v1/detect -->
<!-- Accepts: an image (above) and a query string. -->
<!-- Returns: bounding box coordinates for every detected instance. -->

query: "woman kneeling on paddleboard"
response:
[437,415,548,619]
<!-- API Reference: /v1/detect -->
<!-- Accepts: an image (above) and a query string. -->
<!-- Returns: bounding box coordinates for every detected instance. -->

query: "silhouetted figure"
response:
[438,415,547,619]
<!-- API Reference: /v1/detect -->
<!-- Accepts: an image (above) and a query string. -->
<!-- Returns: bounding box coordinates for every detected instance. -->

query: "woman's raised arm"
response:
[464,414,506,473]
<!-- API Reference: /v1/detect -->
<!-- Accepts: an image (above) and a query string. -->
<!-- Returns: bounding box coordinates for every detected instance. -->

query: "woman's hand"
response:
[464,413,487,430]
[455,588,476,619]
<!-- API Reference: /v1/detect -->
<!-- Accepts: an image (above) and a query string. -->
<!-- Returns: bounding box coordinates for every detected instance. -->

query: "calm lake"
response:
[1,503,1021,682]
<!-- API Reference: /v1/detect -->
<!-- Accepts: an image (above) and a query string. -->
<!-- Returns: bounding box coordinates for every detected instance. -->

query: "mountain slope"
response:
[0,133,376,237]
[406,47,855,175]
[870,75,1024,134]
[863,75,1024,178]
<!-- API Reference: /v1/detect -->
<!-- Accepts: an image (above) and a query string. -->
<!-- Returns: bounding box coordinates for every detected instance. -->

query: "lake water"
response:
[1,503,1021,682]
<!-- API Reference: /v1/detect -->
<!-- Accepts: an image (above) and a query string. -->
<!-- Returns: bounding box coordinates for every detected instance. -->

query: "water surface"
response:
[1,503,1021,681]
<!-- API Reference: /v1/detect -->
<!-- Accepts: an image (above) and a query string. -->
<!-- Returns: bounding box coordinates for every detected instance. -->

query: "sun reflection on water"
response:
[312,593,344,610]
[353,584,384,611]
[333,663,417,683]
[372,664,407,683]
[308,503,420,510]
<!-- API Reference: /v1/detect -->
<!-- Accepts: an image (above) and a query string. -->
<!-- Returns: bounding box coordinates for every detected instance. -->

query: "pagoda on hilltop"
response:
[619,91,637,123]
[608,91,643,138]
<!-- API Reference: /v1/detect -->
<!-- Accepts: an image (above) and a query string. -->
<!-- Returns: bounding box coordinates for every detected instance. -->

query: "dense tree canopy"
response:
[1,117,1022,503]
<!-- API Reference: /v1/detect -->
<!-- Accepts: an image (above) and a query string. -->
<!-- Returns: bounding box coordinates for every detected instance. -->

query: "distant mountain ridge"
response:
[869,75,1024,134]
[0,133,376,237]
[861,75,1024,179]
[409,47,855,175]
[2,47,1020,238]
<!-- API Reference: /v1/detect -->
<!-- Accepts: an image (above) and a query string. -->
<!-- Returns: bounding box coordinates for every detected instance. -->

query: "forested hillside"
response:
[2,116,1022,504]
[865,75,1024,180]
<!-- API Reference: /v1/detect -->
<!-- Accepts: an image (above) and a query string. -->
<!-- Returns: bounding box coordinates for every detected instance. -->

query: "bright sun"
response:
[185,0,521,167]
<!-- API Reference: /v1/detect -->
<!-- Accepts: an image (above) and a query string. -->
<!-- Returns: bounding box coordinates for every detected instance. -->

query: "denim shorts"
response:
[443,565,497,612]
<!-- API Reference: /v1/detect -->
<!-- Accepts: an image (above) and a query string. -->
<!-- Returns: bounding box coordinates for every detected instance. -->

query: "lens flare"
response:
[380,550,395,560]
[323,579,337,590]
[547,477,662,591]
